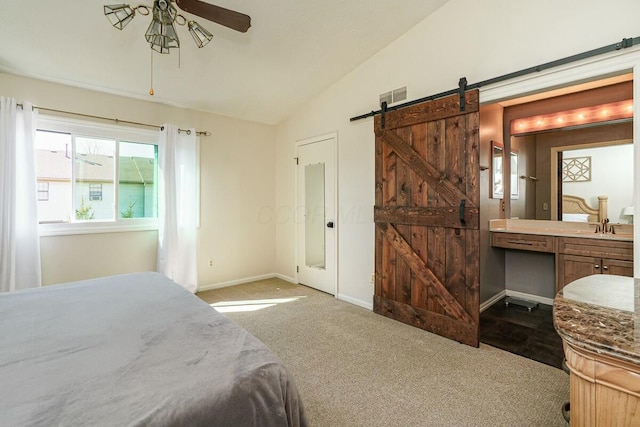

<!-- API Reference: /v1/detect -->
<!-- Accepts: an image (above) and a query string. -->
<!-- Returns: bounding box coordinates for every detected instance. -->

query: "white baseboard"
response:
[338,293,373,311]
[199,272,373,311]
[505,290,555,306]
[274,273,297,284]
[480,290,506,313]
[198,273,278,292]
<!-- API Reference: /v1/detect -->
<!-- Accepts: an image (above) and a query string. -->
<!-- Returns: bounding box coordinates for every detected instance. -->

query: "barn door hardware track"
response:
[350,36,639,122]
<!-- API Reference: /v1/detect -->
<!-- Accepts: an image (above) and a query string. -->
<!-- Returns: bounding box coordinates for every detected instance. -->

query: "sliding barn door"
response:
[373,90,480,347]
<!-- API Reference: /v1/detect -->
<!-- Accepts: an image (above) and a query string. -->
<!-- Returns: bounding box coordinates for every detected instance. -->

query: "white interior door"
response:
[297,135,336,295]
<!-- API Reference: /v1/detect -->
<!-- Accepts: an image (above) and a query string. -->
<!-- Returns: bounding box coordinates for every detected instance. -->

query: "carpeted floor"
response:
[198,278,570,427]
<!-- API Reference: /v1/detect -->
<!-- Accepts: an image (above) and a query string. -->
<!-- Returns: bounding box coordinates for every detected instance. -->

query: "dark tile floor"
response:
[480,297,565,370]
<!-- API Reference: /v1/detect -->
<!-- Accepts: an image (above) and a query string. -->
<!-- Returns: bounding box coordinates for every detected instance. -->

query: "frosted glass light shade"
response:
[188,21,213,48]
[145,2,180,54]
[104,4,135,30]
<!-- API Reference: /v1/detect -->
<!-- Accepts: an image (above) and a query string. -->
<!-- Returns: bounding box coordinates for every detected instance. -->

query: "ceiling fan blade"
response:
[175,0,251,33]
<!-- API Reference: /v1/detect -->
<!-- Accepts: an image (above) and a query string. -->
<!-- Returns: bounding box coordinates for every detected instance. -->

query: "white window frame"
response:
[37,182,49,201]
[36,116,160,237]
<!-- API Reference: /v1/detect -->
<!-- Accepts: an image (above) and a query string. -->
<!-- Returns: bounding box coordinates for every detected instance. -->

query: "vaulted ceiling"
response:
[0,0,449,124]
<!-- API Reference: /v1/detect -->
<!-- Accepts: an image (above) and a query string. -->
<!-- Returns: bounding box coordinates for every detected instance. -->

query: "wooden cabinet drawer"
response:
[603,258,634,276]
[491,232,555,253]
[557,237,633,261]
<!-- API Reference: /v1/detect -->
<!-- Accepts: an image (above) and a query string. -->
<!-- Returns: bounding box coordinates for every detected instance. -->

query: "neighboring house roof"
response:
[120,157,155,184]
[35,150,154,184]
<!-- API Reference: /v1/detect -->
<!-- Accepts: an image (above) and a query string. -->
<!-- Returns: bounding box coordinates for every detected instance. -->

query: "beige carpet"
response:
[198,278,570,427]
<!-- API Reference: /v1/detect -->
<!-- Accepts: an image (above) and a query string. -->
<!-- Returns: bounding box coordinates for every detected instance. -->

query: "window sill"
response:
[39,219,158,237]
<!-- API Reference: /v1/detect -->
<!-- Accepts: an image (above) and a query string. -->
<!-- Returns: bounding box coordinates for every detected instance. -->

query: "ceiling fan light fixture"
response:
[188,21,213,48]
[104,4,135,30]
[145,22,180,54]
[146,31,180,54]
[145,1,180,53]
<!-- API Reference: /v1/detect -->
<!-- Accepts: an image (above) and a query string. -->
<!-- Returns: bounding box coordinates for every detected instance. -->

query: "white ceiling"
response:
[0,0,449,124]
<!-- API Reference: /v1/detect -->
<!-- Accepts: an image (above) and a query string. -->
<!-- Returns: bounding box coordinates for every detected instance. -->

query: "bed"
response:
[561,194,608,222]
[0,272,307,426]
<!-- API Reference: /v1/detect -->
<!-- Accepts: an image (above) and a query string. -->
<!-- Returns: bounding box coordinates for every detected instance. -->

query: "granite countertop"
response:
[490,219,633,241]
[553,274,640,365]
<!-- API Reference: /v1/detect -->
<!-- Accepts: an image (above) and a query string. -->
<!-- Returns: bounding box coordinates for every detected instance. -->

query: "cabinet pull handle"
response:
[603,265,609,271]
[594,264,600,269]
[507,240,533,245]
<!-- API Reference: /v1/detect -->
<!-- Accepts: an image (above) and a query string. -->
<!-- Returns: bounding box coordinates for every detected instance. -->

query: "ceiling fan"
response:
[104,0,251,53]
[104,0,251,95]
[174,0,251,33]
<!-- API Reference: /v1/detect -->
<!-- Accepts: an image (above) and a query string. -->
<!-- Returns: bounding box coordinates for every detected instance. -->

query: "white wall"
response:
[0,72,277,287]
[274,0,640,308]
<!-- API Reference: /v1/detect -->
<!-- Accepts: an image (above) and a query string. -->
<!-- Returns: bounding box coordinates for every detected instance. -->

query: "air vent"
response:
[379,86,407,106]
[392,86,407,103]
[379,91,392,107]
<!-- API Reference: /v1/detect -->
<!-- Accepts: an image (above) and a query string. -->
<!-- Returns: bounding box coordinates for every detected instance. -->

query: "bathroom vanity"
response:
[554,275,640,426]
[490,219,633,292]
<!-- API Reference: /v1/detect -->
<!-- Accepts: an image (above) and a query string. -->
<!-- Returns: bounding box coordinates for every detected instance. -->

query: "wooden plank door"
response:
[373,90,480,347]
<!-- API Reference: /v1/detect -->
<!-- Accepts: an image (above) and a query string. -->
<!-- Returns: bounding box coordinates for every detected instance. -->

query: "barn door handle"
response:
[459,199,466,226]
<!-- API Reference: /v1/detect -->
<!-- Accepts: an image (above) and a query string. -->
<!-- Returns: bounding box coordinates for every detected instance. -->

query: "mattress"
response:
[0,272,307,426]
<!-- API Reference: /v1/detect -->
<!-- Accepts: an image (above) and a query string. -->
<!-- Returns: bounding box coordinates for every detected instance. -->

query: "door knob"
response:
[327,221,334,228]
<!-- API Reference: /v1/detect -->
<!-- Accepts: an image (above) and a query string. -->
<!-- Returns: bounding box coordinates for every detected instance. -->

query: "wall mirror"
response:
[491,141,519,200]
[553,140,633,223]
[510,132,633,223]
[491,141,504,199]
[304,162,326,269]
[510,151,519,199]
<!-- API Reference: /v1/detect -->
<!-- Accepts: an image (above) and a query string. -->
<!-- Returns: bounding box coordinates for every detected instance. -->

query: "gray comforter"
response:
[0,272,307,426]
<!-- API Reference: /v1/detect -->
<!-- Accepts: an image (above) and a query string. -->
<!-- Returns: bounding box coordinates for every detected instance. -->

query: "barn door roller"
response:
[458,77,467,112]
[380,101,388,129]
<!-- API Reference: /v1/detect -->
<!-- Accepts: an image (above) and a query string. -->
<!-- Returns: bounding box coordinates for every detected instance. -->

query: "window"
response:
[89,184,103,201]
[34,116,159,234]
[37,182,49,201]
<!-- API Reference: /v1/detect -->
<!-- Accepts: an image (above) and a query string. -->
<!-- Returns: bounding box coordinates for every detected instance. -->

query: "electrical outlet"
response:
[208,259,214,268]
[370,272,375,284]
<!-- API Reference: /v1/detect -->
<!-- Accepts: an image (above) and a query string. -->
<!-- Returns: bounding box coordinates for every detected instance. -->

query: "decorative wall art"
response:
[562,156,591,183]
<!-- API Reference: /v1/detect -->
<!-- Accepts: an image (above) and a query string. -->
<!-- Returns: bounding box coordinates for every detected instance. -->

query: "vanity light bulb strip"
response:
[511,100,633,135]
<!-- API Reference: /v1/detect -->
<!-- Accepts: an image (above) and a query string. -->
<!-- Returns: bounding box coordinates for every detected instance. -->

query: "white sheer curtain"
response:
[0,97,41,292]
[157,124,198,292]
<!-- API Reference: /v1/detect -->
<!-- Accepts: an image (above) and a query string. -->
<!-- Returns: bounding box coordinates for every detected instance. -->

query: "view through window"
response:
[34,119,158,224]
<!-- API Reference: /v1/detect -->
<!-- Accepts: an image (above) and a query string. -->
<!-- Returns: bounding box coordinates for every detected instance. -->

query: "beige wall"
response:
[274,0,640,307]
[0,72,277,287]
[40,231,158,285]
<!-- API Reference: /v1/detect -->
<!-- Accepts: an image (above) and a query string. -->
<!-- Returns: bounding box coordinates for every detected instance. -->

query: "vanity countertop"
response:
[490,219,633,241]
[553,274,639,365]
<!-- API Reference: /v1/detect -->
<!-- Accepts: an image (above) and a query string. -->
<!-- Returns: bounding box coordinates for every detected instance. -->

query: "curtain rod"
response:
[350,36,640,122]
[15,103,211,136]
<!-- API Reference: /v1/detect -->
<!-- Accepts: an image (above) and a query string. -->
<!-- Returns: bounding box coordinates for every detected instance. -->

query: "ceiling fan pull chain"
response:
[149,49,155,96]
